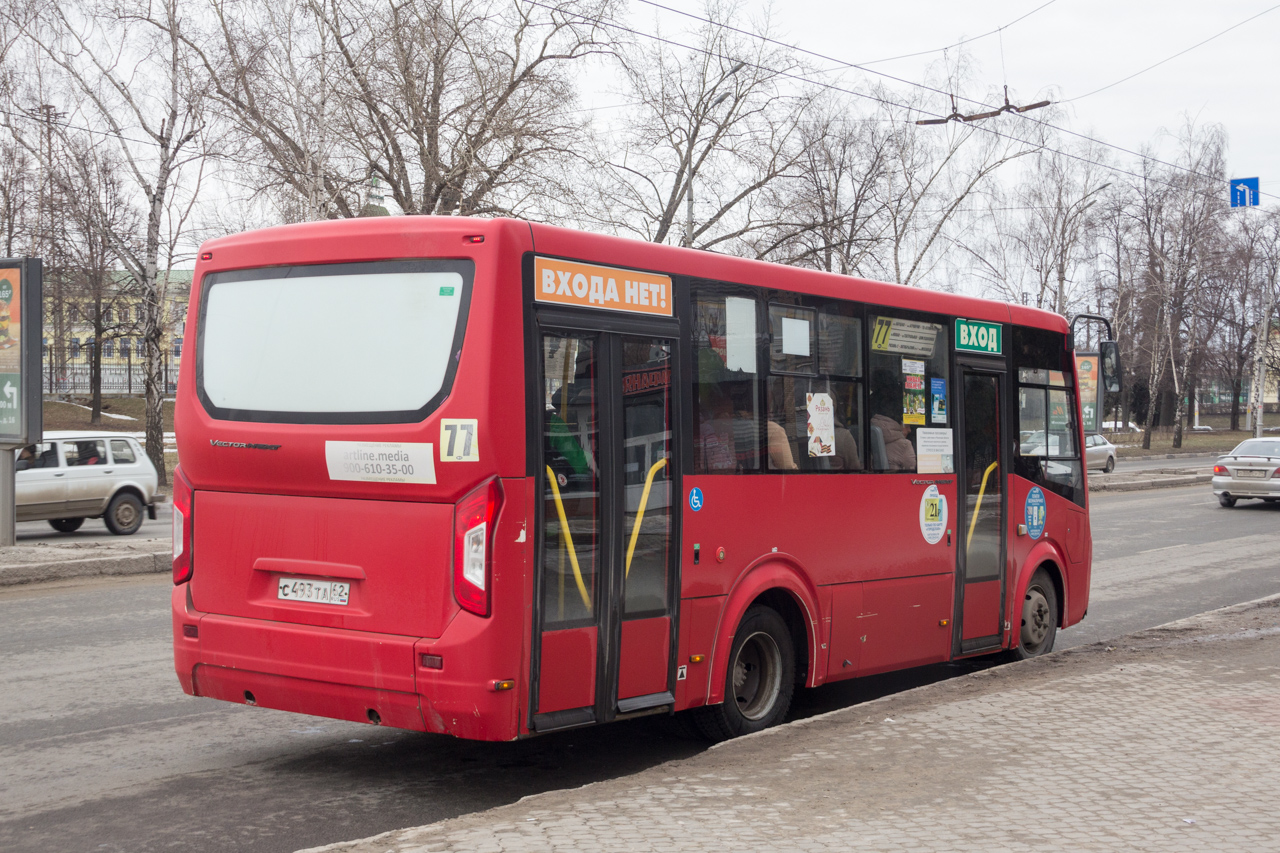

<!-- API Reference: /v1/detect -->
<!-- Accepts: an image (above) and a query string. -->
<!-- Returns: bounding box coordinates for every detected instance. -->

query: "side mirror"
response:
[1100,341,1122,393]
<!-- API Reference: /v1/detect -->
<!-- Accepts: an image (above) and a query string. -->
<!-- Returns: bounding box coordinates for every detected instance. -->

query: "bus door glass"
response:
[956,367,1006,651]
[535,330,676,729]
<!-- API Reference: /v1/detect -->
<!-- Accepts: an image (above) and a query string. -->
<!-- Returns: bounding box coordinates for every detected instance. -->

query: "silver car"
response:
[1212,438,1280,508]
[14,431,160,534]
[1084,434,1117,473]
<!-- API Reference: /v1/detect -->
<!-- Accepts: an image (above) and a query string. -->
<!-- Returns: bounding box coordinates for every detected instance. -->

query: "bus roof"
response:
[196,216,1069,336]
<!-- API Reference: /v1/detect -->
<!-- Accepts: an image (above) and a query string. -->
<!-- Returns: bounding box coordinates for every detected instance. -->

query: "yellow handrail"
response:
[545,466,592,611]
[966,460,1000,552]
[625,458,668,578]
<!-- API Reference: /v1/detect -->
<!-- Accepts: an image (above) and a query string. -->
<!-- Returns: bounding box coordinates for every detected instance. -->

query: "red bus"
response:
[172,217,1106,741]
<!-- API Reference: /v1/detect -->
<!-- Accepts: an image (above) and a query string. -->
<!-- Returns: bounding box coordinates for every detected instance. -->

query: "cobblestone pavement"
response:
[302,596,1280,853]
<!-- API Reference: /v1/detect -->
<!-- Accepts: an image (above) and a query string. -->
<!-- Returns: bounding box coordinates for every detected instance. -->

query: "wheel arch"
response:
[1012,545,1067,638]
[705,555,822,706]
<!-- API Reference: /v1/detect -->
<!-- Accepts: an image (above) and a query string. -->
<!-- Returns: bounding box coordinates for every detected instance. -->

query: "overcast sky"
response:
[617,0,1278,206]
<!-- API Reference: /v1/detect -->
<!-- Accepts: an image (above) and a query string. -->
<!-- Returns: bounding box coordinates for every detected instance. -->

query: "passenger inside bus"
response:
[869,370,916,473]
[697,387,738,473]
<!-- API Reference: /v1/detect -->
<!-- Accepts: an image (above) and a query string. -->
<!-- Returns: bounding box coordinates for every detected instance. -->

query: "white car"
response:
[14,431,160,535]
[1084,434,1117,473]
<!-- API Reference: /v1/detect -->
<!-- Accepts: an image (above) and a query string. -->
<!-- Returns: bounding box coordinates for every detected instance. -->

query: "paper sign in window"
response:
[725,296,757,373]
[781,317,811,357]
[915,428,954,474]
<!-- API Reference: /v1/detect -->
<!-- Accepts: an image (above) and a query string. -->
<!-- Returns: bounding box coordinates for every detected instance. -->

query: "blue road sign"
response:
[1230,177,1259,208]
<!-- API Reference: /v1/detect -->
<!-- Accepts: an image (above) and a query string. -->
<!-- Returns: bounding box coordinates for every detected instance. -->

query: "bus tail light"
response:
[172,467,194,585]
[454,478,503,616]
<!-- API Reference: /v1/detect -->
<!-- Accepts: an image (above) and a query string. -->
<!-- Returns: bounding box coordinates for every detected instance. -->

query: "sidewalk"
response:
[0,538,170,586]
[303,594,1280,853]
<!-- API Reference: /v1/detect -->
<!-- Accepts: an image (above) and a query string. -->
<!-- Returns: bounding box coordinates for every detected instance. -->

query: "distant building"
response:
[42,270,191,396]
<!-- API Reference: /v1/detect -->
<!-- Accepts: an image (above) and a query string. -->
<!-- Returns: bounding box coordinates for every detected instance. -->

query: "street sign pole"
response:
[0,258,44,547]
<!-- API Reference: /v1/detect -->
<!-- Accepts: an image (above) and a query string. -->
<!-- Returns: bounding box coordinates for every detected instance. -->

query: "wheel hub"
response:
[732,631,782,721]
[1022,587,1051,649]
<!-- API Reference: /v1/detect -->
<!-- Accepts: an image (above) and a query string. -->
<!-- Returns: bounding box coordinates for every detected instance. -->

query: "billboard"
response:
[0,259,42,446]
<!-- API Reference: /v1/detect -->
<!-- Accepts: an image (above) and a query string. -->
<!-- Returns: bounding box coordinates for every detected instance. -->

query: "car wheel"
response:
[104,492,145,535]
[48,517,85,533]
[695,606,795,741]
[1005,569,1058,662]
[1219,494,1236,508]
[1103,456,1115,474]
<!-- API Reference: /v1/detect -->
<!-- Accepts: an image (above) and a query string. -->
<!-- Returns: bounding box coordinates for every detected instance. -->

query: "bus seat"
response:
[869,424,889,471]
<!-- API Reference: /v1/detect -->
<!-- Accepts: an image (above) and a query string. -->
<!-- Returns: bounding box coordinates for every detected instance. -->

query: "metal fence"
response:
[41,352,181,396]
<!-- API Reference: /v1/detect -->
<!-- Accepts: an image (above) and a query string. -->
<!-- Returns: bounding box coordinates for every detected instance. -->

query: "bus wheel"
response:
[1007,569,1058,661]
[695,606,795,741]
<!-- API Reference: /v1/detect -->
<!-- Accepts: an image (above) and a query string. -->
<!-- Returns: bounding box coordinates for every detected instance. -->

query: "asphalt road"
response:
[1,485,1277,853]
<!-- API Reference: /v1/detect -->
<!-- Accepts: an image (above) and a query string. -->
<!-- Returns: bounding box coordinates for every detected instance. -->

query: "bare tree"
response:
[750,101,893,272]
[11,0,208,482]
[585,0,812,250]
[185,0,615,221]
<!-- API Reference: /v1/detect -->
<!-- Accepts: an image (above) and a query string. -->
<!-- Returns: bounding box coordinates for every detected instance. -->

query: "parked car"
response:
[14,431,159,534]
[1212,438,1280,508]
[1084,433,1117,472]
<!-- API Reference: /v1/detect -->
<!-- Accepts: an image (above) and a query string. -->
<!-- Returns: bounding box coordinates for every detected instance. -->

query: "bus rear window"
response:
[198,260,472,423]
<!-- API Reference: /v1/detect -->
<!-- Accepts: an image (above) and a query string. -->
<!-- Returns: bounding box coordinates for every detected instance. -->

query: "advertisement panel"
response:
[1075,353,1100,433]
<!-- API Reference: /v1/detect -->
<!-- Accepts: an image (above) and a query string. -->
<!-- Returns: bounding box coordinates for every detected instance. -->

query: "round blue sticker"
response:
[1025,486,1046,540]
[688,487,704,512]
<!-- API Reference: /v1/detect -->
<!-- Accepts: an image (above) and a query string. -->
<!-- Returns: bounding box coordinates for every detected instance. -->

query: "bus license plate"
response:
[1236,469,1267,479]
[277,578,350,605]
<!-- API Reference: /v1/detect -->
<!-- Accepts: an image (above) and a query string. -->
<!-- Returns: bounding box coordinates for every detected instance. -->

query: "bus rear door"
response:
[530,318,680,731]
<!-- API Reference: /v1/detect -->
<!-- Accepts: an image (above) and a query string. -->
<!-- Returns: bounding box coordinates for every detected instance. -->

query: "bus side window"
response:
[766,299,864,473]
[867,313,947,474]
[692,289,761,474]
[1013,327,1085,506]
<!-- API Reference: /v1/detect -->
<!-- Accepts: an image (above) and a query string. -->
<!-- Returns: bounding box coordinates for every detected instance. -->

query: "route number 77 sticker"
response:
[440,419,479,462]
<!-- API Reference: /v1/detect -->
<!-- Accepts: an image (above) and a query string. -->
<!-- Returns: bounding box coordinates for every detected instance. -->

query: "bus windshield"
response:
[199,260,472,421]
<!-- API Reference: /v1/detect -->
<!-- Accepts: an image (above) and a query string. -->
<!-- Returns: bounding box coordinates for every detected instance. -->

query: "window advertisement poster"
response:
[805,392,835,457]
[1075,353,1100,433]
[902,358,926,425]
[915,427,954,474]
[870,317,938,357]
[930,377,947,424]
[0,259,41,446]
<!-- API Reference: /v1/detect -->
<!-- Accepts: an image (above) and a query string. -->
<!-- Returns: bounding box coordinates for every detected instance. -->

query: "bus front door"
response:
[954,365,1007,654]
[532,329,678,731]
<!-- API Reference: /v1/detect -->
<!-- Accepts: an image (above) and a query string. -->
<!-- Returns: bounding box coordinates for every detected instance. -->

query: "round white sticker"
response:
[919,484,948,545]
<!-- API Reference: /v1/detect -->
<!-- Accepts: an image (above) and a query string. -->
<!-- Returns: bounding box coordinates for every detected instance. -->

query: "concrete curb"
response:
[1090,472,1213,492]
[0,545,170,587]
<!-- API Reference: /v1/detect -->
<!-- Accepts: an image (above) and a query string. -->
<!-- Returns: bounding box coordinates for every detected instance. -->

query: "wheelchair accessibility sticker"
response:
[689,487,704,512]
[1025,486,1047,540]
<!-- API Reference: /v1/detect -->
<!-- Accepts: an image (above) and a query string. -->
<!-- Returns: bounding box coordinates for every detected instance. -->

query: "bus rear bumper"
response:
[171,584,522,740]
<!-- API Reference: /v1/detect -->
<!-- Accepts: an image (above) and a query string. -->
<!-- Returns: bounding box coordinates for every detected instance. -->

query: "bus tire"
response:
[695,606,795,741]
[105,492,145,535]
[1007,568,1058,661]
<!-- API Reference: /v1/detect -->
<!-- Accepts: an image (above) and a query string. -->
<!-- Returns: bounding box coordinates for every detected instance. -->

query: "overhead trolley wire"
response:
[617,0,1279,201]
[1063,3,1280,103]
